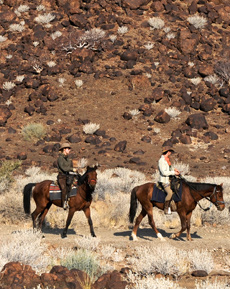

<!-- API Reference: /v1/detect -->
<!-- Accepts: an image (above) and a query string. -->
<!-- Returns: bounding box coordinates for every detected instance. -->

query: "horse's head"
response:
[210,183,225,211]
[85,165,97,190]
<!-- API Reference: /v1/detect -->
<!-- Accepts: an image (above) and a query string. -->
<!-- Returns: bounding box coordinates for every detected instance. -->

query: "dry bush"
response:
[0,230,49,273]
[187,14,207,29]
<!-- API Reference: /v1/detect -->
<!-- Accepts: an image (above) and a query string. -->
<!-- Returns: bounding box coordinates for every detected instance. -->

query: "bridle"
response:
[180,176,225,211]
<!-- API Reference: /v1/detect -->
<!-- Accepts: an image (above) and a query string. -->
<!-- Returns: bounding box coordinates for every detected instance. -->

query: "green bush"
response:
[61,249,103,282]
[22,123,46,141]
[0,160,21,192]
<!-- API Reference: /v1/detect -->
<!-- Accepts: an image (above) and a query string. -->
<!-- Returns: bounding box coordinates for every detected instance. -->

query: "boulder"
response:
[185,113,208,130]
[0,105,12,126]
[154,110,170,123]
[114,141,127,152]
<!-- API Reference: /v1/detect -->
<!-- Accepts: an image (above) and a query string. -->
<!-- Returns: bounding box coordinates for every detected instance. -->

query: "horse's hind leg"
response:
[147,209,164,241]
[131,208,147,241]
[31,207,43,230]
[38,202,52,231]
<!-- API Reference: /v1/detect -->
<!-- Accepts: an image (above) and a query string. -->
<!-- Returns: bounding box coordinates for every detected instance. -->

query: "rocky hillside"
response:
[0,0,230,178]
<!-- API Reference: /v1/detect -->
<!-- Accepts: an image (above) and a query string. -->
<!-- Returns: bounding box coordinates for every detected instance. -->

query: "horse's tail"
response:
[129,186,138,223]
[23,183,36,214]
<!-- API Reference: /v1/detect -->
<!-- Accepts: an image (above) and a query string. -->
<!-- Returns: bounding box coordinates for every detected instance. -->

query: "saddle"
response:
[151,177,182,205]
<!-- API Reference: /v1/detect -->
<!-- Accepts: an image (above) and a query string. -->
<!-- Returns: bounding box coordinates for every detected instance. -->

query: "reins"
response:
[179,175,222,211]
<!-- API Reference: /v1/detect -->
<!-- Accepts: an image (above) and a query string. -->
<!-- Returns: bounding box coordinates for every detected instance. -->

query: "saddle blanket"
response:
[49,183,77,201]
[151,182,182,203]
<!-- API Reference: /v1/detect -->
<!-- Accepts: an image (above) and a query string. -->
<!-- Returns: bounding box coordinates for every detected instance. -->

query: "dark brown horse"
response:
[23,166,97,238]
[129,177,225,241]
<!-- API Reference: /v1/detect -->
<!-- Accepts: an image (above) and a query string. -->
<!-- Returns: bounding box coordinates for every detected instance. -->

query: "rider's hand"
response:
[73,168,77,173]
[174,169,180,176]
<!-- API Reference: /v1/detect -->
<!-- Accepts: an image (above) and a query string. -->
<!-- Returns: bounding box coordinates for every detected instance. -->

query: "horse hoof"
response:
[61,233,67,239]
[169,233,176,239]
[131,233,137,241]
[157,233,165,241]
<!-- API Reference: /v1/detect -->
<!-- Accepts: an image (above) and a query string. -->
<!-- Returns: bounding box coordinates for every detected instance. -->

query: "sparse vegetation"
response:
[187,14,207,29]
[214,61,230,86]
[3,81,15,90]
[148,17,165,30]
[34,13,55,24]
[0,160,21,192]
[22,123,47,141]
[118,26,128,34]
[75,79,83,88]
[83,122,100,134]
[61,249,103,282]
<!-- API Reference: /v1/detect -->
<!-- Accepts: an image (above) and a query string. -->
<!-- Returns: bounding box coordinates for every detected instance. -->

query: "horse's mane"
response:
[78,166,97,185]
[185,181,216,191]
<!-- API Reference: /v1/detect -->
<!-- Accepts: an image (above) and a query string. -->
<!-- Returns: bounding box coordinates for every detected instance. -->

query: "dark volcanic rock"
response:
[0,105,12,126]
[185,113,209,130]
[154,110,170,123]
[114,140,127,152]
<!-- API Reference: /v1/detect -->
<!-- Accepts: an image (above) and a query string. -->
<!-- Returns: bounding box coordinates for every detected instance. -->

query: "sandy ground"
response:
[2,221,230,288]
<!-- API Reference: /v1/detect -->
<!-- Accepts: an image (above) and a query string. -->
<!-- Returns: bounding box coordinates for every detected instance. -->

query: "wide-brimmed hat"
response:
[162,146,175,154]
[59,143,71,151]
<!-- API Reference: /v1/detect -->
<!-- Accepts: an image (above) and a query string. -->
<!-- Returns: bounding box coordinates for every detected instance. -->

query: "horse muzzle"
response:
[216,202,225,211]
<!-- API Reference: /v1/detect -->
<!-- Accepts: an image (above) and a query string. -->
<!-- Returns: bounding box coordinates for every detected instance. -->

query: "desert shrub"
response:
[144,42,154,50]
[75,79,83,87]
[3,81,15,90]
[128,244,189,276]
[16,75,25,82]
[187,14,207,29]
[60,248,103,281]
[127,273,184,289]
[0,160,21,192]
[129,109,140,116]
[188,249,214,273]
[0,230,48,272]
[214,61,230,86]
[22,123,46,141]
[195,279,229,289]
[166,32,176,39]
[83,123,100,134]
[47,60,56,67]
[128,244,215,277]
[51,30,62,40]
[0,35,7,42]
[190,77,202,85]
[118,26,128,34]
[15,166,56,193]
[148,17,165,30]
[80,28,105,43]
[95,167,146,199]
[34,13,55,24]
[109,34,117,43]
[9,23,25,32]
[75,235,100,251]
[16,4,30,13]
[165,107,181,118]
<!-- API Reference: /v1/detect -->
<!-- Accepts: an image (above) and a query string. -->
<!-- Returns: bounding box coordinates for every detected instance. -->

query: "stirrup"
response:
[63,201,69,210]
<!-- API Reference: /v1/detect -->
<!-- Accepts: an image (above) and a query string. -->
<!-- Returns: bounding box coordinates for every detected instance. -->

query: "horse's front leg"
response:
[170,212,187,240]
[62,208,75,238]
[186,212,193,241]
[84,207,96,237]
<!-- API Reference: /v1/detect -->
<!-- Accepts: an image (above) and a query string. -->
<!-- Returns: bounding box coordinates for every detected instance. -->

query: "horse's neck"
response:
[79,183,93,200]
[187,183,215,201]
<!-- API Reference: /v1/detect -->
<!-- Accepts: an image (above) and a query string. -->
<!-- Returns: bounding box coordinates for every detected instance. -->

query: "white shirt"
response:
[158,155,175,184]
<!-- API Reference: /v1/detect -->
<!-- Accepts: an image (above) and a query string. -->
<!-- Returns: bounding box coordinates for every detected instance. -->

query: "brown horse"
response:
[23,166,97,238]
[129,177,225,241]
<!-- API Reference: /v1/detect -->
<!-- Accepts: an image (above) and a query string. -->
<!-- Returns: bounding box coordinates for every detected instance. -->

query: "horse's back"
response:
[136,182,155,199]
[33,180,53,196]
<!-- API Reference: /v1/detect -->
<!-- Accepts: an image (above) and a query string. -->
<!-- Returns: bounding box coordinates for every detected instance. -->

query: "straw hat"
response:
[162,146,175,154]
[59,143,71,151]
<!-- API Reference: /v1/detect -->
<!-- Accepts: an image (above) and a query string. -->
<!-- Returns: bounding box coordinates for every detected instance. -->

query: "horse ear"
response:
[220,183,223,187]
[94,165,98,170]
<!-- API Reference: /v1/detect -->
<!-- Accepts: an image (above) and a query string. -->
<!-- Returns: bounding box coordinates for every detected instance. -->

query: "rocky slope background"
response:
[0,0,230,179]
[1,1,230,288]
